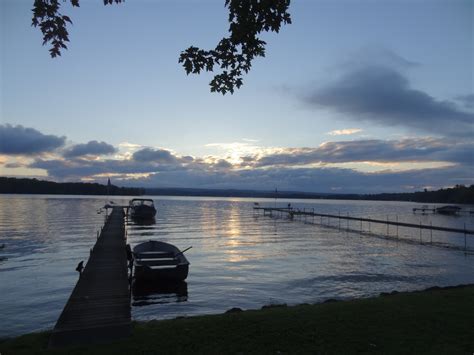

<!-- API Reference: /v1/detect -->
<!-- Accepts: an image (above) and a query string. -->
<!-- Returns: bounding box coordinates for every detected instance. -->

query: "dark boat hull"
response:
[134,264,189,282]
[130,205,156,219]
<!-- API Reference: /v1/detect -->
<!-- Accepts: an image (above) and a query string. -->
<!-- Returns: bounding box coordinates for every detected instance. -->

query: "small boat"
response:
[133,241,190,282]
[129,198,157,219]
[435,205,461,215]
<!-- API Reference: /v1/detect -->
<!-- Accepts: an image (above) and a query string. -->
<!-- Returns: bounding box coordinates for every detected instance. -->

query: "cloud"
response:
[0,124,65,155]
[25,135,474,193]
[30,146,190,180]
[4,162,25,168]
[213,159,233,170]
[327,128,362,136]
[305,66,473,137]
[63,140,117,158]
[132,147,179,164]
[342,47,420,71]
[455,94,474,109]
[121,164,473,194]
[254,138,473,167]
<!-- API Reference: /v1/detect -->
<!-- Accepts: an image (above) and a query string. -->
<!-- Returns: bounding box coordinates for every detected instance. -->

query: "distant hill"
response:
[144,187,338,199]
[0,177,144,196]
[361,185,474,204]
[1,177,473,204]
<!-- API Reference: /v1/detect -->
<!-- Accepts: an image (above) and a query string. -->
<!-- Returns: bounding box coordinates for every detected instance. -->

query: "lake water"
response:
[1,195,473,338]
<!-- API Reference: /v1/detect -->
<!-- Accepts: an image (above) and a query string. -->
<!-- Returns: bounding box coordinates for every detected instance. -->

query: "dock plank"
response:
[48,207,131,348]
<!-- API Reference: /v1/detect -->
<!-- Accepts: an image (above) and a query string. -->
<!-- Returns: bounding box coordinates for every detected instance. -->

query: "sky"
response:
[1,0,473,193]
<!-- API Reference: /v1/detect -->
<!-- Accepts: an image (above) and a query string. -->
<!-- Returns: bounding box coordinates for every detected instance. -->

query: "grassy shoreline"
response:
[2,285,473,354]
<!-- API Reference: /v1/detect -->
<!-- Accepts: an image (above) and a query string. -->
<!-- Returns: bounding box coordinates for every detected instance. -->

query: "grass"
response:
[1,285,473,354]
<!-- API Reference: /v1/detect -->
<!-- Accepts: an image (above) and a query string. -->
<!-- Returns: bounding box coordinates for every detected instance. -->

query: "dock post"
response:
[430,222,433,244]
[465,223,467,251]
[420,221,422,243]
[396,215,399,238]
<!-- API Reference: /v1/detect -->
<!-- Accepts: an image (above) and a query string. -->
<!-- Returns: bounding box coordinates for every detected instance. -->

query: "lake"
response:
[0,194,473,338]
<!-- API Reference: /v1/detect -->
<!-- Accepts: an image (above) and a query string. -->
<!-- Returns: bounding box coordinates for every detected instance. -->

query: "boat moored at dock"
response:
[129,198,157,219]
[133,241,190,282]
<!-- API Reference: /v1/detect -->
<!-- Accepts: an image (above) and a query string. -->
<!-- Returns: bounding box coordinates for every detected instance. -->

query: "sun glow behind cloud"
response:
[204,141,263,165]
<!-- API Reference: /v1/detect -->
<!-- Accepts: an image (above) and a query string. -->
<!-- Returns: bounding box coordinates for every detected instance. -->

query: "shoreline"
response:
[2,284,473,354]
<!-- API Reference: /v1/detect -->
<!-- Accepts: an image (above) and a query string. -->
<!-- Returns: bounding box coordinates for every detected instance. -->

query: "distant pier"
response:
[49,206,130,348]
[254,206,473,251]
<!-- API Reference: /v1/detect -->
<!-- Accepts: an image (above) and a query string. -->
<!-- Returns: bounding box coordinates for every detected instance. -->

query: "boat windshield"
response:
[131,199,154,207]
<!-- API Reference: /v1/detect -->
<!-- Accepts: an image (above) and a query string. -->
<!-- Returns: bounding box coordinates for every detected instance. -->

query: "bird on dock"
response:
[76,261,84,274]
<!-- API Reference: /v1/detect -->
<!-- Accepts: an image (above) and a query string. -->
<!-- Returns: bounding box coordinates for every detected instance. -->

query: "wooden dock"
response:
[254,207,474,235]
[254,206,473,252]
[49,206,131,348]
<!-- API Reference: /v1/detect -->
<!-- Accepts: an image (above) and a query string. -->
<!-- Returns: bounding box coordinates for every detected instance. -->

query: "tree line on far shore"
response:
[0,177,143,196]
[0,177,473,204]
[359,185,474,204]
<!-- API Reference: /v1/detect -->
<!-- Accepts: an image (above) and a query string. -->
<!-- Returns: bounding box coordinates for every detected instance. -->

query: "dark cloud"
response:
[28,146,473,194]
[30,157,167,179]
[0,124,65,155]
[63,140,117,158]
[213,159,233,170]
[30,146,190,179]
[455,94,474,109]
[125,165,473,194]
[305,66,473,137]
[255,138,474,167]
[181,156,195,163]
[4,162,25,168]
[132,148,178,164]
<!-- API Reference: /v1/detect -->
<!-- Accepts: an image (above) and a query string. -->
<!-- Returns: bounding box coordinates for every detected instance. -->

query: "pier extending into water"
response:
[49,206,130,348]
[254,206,474,252]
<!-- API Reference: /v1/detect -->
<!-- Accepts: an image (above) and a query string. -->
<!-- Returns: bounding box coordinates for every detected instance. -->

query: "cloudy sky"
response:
[1,0,473,193]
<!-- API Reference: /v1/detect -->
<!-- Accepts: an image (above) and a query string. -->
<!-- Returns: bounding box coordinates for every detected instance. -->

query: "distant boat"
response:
[129,198,157,219]
[435,205,461,215]
[133,241,190,282]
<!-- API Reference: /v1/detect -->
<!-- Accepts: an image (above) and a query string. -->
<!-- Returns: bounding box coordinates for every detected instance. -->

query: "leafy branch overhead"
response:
[179,0,291,94]
[32,0,291,94]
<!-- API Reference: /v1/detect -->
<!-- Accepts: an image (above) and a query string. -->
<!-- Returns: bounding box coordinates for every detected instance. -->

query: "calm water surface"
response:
[1,195,473,338]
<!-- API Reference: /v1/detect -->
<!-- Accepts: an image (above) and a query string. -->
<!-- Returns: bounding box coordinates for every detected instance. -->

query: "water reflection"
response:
[129,217,156,226]
[132,281,188,306]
